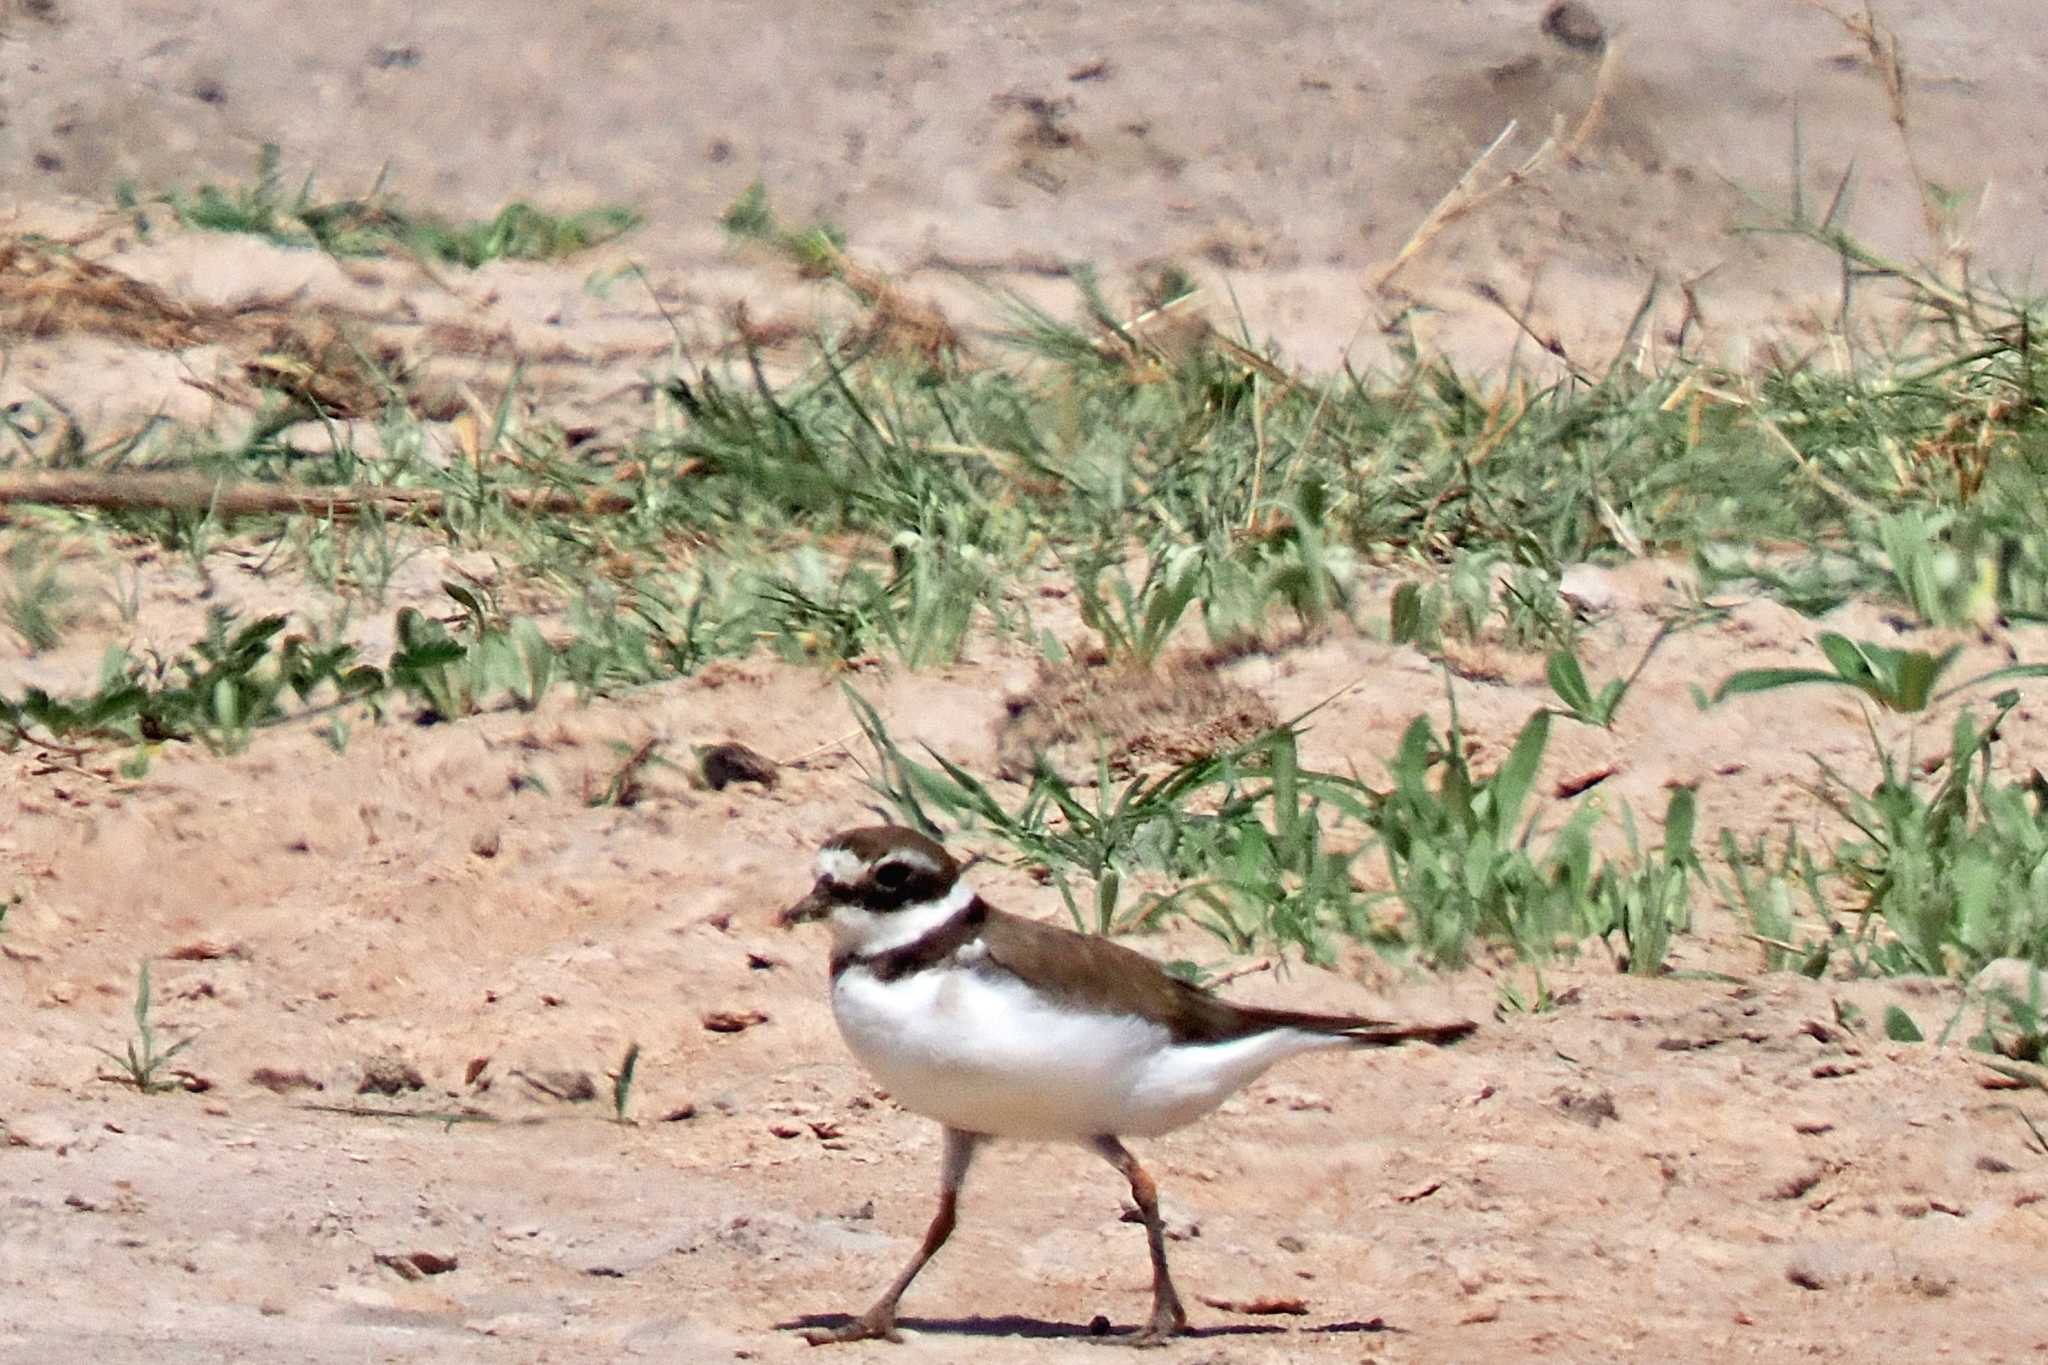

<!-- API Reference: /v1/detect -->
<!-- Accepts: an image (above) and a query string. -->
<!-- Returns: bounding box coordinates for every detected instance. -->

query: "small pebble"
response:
[1542,1,1606,53]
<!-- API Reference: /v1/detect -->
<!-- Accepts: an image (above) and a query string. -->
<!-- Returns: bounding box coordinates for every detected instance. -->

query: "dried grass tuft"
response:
[0,234,216,348]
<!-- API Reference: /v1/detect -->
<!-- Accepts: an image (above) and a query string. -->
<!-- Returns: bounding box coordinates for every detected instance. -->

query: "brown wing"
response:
[977,909,1470,1047]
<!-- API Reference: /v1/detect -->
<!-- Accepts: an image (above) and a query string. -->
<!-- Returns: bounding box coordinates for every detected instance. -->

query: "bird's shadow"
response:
[780,1312,1399,1341]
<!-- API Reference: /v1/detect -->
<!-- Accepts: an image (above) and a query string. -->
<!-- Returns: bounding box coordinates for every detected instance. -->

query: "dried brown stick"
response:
[1371,37,1625,292]
[0,471,635,519]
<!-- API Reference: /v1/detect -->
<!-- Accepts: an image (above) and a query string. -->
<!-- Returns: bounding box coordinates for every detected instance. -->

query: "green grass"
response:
[852,680,1709,972]
[610,1042,642,1125]
[93,962,195,1095]
[140,144,638,267]
[1,534,71,654]
[8,160,2047,987]
[1722,688,2048,980]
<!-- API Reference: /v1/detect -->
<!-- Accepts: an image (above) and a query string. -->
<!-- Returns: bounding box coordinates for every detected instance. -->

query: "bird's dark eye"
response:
[874,861,911,891]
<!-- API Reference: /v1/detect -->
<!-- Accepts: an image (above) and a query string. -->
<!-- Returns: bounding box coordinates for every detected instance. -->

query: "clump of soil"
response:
[993,654,1276,781]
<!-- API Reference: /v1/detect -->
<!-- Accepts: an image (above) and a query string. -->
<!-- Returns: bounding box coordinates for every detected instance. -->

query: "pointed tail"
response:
[1338,1018,1477,1048]
[1236,1007,1478,1048]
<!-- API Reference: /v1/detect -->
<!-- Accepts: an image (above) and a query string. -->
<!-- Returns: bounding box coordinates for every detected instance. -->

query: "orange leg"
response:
[1092,1135,1190,1344]
[803,1127,982,1346]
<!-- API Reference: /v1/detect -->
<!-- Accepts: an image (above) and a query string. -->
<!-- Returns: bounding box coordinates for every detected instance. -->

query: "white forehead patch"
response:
[817,838,946,885]
[817,847,865,885]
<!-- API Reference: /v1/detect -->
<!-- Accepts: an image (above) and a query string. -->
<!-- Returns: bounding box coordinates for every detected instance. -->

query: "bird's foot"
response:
[1126,1296,1189,1347]
[800,1310,902,1347]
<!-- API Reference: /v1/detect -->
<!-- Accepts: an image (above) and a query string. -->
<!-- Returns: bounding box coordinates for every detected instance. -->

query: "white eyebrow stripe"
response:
[884,846,942,875]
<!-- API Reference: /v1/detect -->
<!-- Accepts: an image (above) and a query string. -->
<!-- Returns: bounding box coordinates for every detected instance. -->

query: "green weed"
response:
[1370,706,1600,967]
[1072,545,1204,668]
[1816,696,2048,976]
[1715,632,2048,714]
[1718,829,1834,976]
[2,535,71,654]
[1721,689,2048,981]
[851,686,1231,933]
[156,144,637,266]
[1580,788,1699,974]
[93,962,195,1094]
[0,608,382,757]
[853,680,1701,972]
[610,1042,642,1124]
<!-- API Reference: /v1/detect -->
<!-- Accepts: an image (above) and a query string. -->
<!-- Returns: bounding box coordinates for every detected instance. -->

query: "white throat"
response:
[829,878,977,958]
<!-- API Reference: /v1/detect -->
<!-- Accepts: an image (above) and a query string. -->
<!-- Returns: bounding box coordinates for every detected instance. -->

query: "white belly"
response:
[830,962,1337,1139]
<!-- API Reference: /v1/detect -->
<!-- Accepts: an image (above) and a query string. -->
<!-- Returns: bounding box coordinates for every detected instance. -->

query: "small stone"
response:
[1554,1088,1620,1128]
[1909,1272,1955,1298]
[699,743,779,792]
[6,1112,83,1152]
[377,1255,420,1281]
[1770,1164,1830,1201]
[167,941,238,961]
[515,1070,597,1103]
[1557,562,1618,614]
[1261,1085,1331,1113]
[249,1067,324,1094]
[1786,1262,1827,1291]
[1542,1,1606,53]
[468,826,502,859]
[1972,958,2044,1000]
[357,1056,427,1096]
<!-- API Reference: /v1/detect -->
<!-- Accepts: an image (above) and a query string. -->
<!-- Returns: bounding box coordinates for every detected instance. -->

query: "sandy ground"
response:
[7,2,2048,1361]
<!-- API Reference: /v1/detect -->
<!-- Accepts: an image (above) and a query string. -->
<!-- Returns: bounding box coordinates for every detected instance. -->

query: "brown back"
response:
[979,908,1418,1046]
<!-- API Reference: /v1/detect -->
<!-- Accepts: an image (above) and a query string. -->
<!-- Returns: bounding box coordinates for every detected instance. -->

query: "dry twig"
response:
[0,470,635,519]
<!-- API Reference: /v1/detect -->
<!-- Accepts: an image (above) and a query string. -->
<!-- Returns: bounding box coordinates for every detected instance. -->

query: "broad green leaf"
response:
[1882,1005,1925,1043]
[1663,787,1698,869]
[1816,632,1878,684]
[1390,583,1424,644]
[1546,650,1593,712]
[1488,710,1551,839]
[1711,667,1853,702]
[1886,645,1956,712]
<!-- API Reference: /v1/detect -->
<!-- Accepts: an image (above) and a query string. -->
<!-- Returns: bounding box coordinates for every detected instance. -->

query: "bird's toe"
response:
[800,1315,902,1347]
